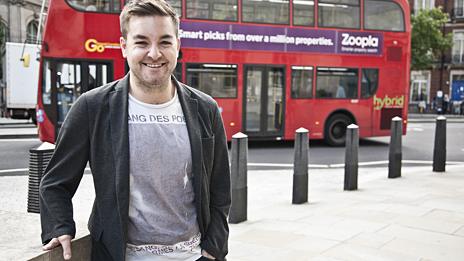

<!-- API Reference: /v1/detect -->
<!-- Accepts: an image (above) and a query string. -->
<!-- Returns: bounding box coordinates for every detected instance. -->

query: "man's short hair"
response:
[120,0,179,39]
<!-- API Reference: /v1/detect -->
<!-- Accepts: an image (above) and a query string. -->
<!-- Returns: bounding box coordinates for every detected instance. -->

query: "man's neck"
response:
[129,76,175,105]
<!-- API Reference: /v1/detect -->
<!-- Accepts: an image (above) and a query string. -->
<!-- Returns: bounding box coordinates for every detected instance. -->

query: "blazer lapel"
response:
[109,74,130,245]
[175,79,204,231]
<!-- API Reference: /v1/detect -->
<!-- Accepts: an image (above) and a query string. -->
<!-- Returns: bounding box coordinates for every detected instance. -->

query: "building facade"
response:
[0,0,47,117]
[410,0,464,114]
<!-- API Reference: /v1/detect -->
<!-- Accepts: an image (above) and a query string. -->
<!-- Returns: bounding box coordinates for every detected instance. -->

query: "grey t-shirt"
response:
[127,91,200,246]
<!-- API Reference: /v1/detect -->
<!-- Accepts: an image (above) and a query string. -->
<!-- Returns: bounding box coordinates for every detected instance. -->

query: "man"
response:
[39,1,231,260]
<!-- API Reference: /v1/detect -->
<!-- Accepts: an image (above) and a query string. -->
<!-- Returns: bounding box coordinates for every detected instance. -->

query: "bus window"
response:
[186,64,237,98]
[316,67,358,99]
[318,0,360,29]
[174,63,182,81]
[66,0,120,13]
[124,0,181,14]
[291,66,313,98]
[361,68,379,98]
[166,0,182,16]
[364,0,405,32]
[56,63,81,124]
[42,60,52,105]
[242,0,289,24]
[293,0,315,26]
[186,0,237,21]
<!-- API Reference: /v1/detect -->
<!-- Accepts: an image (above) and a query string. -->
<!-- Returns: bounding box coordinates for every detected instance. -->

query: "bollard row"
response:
[211,116,448,224]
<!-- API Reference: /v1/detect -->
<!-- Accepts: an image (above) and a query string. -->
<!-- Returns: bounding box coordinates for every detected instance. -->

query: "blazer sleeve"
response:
[200,103,231,261]
[39,93,90,244]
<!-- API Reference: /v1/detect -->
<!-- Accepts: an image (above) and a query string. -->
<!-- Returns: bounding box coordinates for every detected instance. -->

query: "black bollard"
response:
[388,117,402,178]
[344,124,358,191]
[28,142,55,213]
[292,128,309,204]
[433,116,447,172]
[229,132,248,224]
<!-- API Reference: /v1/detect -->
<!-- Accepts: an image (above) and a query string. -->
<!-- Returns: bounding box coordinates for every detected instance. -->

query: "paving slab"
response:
[0,165,463,260]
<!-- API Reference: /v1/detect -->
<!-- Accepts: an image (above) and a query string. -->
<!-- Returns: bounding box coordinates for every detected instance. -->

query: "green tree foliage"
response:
[411,8,452,70]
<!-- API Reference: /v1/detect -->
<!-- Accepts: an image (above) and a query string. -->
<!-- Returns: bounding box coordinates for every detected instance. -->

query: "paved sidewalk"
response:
[0,165,463,260]
[0,118,37,139]
[407,113,464,123]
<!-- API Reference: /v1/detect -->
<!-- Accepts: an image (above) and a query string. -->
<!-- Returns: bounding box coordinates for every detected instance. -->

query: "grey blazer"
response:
[39,74,231,261]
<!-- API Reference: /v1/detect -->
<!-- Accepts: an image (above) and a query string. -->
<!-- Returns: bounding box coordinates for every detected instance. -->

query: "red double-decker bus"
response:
[36,0,410,146]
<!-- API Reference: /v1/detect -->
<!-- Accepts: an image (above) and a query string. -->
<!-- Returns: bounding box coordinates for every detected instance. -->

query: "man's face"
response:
[120,15,180,90]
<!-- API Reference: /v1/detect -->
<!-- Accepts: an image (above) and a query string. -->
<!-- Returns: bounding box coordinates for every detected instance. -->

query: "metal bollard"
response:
[433,116,447,172]
[28,142,55,213]
[292,128,309,204]
[344,124,358,191]
[229,132,248,224]
[388,117,402,178]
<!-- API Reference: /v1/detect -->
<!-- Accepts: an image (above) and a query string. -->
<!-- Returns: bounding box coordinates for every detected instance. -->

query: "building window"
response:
[291,66,313,98]
[26,21,39,44]
[293,0,315,26]
[0,22,6,50]
[187,0,237,21]
[318,0,360,29]
[242,0,289,24]
[455,0,464,17]
[186,64,237,98]
[365,0,404,32]
[452,31,464,63]
[410,70,430,104]
[316,67,358,99]
[0,22,7,81]
[67,0,121,13]
[414,0,434,12]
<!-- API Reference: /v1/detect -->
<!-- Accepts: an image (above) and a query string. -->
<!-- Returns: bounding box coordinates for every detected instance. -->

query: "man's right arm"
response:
[39,93,90,248]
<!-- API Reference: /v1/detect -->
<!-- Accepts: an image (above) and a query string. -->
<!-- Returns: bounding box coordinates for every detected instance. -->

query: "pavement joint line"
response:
[0,167,91,174]
[0,168,28,174]
[2,162,464,175]
[0,138,40,142]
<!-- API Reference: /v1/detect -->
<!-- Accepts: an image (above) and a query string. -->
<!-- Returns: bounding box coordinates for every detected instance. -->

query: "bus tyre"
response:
[324,114,352,146]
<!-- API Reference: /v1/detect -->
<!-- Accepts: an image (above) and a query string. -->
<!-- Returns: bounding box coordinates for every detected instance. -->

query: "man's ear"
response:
[120,37,127,58]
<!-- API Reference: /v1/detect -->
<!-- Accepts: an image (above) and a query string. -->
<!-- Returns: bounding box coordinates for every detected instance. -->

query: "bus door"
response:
[244,65,285,138]
[44,60,112,136]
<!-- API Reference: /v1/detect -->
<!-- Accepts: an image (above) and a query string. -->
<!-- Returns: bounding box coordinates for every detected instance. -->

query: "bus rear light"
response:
[315,121,320,125]
[230,122,235,127]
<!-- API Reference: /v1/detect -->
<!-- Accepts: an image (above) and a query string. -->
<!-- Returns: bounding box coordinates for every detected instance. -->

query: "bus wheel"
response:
[30,109,37,125]
[324,114,353,146]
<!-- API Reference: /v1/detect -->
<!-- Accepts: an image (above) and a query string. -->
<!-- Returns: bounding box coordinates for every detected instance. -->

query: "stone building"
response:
[0,0,47,116]
[410,0,464,114]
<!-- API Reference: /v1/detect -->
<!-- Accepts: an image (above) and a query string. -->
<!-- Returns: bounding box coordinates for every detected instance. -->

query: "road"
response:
[248,122,464,166]
[0,122,463,175]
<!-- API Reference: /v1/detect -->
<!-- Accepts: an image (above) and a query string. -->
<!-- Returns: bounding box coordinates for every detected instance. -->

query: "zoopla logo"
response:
[341,33,379,48]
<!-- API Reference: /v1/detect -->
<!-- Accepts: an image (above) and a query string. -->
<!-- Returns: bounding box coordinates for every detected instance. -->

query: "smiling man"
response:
[39,1,231,261]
